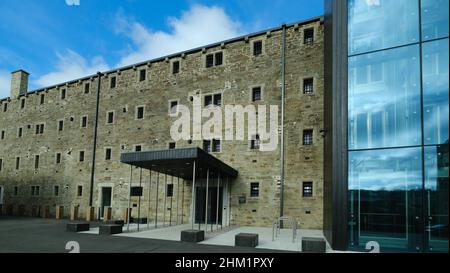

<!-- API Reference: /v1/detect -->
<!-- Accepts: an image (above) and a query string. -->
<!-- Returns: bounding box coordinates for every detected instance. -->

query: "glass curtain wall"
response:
[348,0,449,252]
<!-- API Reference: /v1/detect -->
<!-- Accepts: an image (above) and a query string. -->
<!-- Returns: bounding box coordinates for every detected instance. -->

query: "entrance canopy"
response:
[120,147,238,180]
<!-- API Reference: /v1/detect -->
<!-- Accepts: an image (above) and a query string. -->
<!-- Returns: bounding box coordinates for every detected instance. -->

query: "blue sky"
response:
[0,0,323,98]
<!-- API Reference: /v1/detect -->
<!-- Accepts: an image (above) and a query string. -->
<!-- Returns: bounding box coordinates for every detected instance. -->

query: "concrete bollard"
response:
[103,207,112,222]
[85,207,95,222]
[56,206,64,220]
[70,205,79,221]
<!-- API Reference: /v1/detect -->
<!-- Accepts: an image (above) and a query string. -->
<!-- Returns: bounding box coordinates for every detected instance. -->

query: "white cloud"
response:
[115,4,243,67]
[34,49,109,88]
[0,70,10,99]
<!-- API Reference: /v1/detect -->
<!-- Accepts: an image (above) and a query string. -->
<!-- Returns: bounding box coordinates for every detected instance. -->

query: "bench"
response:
[66,222,90,232]
[181,230,205,243]
[235,233,259,247]
[99,224,123,235]
[301,237,326,253]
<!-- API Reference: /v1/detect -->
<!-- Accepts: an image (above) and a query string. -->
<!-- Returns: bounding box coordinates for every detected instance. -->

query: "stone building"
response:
[0,17,324,230]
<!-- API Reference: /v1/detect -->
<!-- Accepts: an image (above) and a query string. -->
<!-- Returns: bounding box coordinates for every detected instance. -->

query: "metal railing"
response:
[272,216,298,243]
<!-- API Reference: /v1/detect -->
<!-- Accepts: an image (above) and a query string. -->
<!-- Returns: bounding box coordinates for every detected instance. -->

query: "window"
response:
[35,124,45,135]
[84,83,90,94]
[205,52,223,68]
[107,111,114,124]
[1,130,4,140]
[213,94,222,106]
[250,134,261,150]
[212,139,221,152]
[169,100,178,114]
[40,94,45,104]
[304,28,314,45]
[3,103,7,112]
[20,99,25,109]
[34,155,40,169]
[56,153,61,164]
[14,186,18,196]
[0,158,2,171]
[168,142,176,149]
[31,186,40,196]
[250,182,260,197]
[15,157,20,170]
[302,182,313,197]
[81,116,88,128]
[253,40,263,56]
[303,130,313,145]
[105,148,112,160]
[77,186,83,197]
[135,145,142,152]
[204,95,212,107]
[60,89,66,100]
[18,127,23,138]
[167,184,174,197]
[136,106,145,120]
[58,120,64,131]
[54,185,59,197]
[139,69,146,82]
[172,61,180,74]
[252,87,262,102]
[204,94,222,107]
[203,140,212,152]
[79,151,85,162]
[110,76,117,88]
[303,78,314,94]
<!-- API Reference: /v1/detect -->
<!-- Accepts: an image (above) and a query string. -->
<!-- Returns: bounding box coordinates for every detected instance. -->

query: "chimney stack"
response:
[11,70,29,99]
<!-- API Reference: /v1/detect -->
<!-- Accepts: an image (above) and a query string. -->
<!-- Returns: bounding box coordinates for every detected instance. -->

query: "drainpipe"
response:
[89,72,102,207]
[279,24,286,227]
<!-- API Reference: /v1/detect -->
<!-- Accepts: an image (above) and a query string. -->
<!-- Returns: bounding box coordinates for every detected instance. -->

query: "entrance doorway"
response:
[100,187,112,219]
[195,187,223,224]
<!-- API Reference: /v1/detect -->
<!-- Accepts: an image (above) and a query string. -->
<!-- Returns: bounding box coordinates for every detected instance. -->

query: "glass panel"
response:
[424,145,449,253]
[421,0,449,41]
[348,148,423,251]
[349,45,421,150]
[348,0,419,55]
[422,39,449,145]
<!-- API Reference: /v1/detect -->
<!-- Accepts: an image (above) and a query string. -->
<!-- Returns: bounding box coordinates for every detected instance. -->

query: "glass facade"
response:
[348,0,449,252]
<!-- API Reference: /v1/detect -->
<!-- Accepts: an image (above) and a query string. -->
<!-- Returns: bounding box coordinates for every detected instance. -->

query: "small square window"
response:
[135,145,142,152]
[303,130,313,145]
[213,94,222,106]
[40,94,45,104]
[167,184,174,197]
[203,140,212,153]
[303,78,314,94]
[212,139,221,152]
[303,182,313,197]
[250,134,260,150]
[107,111,114,124]
[110,77,117,88]
[105,148,112,160]
[60,89,66,100]
[252,87,262,102]
[169,142,176,149]
[84,83,90,94]
[136,106,145,119]
[250,182,260,197]
[253,41,263,56]
[79,151,85,162]
[304,28,314,45]
[169,101,178,114]
[77,186,83,197]
[139,69,146,82]
[172,61,180,74]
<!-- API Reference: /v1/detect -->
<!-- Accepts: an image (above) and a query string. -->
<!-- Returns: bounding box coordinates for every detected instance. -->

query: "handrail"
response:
[272,216,298,243]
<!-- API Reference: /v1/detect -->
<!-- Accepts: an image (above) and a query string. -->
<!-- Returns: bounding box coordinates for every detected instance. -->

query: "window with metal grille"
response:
[250,182,260,197]
[252,87,262,102]
[303,182,313,197]
[110,76,117,88]
[303,78,314,94]
[304,28,314,45]
[303,130,313,145]
[172,61,180,74]
[253,40,263,56]
[167,184,174,197]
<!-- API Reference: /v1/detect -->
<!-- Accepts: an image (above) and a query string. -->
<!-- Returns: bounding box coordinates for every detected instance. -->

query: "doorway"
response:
[195,187,223,224]
[100,187,112,219]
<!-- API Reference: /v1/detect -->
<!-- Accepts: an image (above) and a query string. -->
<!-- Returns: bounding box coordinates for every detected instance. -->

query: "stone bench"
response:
[99,224,123,235]
[66,222,90,232]
[301,237,326,253]
[235,233,259,247]
[106,220,125,226]
[181,230,205,243]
